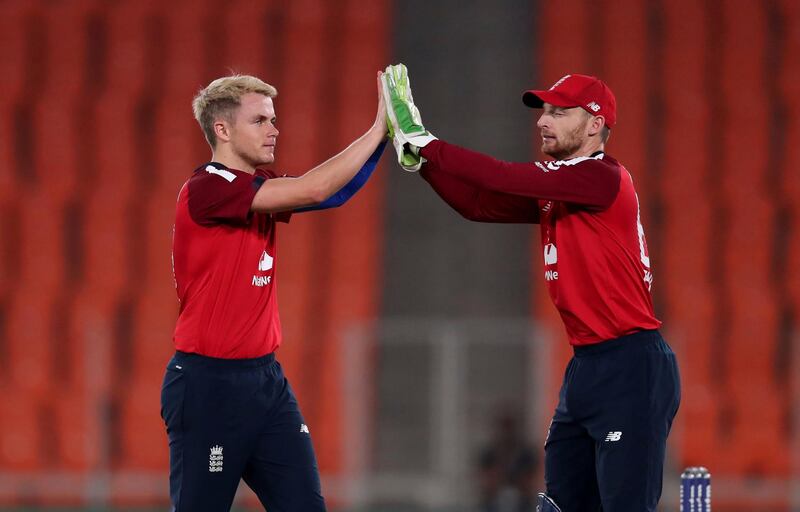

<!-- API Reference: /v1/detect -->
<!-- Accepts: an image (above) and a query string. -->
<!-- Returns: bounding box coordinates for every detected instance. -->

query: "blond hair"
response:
[192,74,278,148]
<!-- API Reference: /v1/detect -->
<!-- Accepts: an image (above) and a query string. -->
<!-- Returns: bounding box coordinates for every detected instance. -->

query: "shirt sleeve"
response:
[421,162,540,223]
[419,139,621,210]
[258,169,292,223]
[187,168,263,227]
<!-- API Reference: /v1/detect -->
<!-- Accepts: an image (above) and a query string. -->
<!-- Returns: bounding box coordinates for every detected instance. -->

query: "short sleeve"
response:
[257,168,292,223]
[187,165,263,226]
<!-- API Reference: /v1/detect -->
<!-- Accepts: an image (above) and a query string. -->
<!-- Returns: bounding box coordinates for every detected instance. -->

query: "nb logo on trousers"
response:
[605,431,622,442]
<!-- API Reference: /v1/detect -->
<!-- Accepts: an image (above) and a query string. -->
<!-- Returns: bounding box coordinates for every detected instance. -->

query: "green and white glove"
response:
[381,63,437,172]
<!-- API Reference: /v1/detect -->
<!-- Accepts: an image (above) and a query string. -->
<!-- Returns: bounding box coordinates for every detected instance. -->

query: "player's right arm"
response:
[420,140,621,209]
[250,73,388,213]
[421,161,540,223]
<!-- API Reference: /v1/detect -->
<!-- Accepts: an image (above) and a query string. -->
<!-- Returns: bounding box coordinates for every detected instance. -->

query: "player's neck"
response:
[563,140,605,160]
[210,148,257,175]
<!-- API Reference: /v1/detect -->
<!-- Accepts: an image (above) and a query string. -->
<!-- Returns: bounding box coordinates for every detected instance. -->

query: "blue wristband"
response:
[295,141,386,212]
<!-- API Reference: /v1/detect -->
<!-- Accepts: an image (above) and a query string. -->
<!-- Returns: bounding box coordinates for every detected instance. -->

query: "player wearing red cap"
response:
[382,66,681,512]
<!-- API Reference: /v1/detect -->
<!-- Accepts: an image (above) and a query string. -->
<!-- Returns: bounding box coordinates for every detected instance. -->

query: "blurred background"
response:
[0,0,798,510]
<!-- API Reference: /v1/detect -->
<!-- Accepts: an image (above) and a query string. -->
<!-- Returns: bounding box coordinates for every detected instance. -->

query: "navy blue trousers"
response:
[160,351,326,512]
[544,330,681,512]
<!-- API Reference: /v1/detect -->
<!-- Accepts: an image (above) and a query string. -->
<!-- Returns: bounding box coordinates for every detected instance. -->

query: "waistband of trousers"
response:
[173,350,276,370]
[572,329,662,357]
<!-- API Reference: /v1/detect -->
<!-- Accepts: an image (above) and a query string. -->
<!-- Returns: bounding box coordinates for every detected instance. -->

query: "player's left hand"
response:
[381,63,437,172]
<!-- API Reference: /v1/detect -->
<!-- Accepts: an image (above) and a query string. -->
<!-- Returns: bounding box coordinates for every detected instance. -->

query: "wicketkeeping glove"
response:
[381,63,437,172]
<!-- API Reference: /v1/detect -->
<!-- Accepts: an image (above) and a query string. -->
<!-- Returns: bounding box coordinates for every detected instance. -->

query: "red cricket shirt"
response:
[420,140,661,345]
[172,162,290,358]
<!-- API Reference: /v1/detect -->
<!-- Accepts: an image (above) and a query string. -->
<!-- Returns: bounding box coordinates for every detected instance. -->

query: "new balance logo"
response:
[300,424,310,434]
[209,445,223,472]
[587,101,601,112]
[605,431,622,442]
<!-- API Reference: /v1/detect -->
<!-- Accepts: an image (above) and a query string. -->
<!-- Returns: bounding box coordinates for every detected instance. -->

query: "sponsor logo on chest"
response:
[252,250,273,287]
[543,243,559,281]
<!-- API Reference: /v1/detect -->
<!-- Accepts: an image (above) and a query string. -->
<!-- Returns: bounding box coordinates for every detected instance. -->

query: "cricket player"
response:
[382,66,681,512]
[162,72,387,512]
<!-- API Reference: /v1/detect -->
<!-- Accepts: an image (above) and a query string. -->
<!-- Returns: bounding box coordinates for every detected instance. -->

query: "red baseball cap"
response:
[522,74,617,128]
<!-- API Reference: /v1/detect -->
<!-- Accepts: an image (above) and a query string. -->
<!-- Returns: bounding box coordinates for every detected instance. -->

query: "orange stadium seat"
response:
[725,287,779,387]
[779,112,800,208]
[785,211,800,314]
[90,93,140,202]
[0,104,17,208]
[159,0,213,100]
[537,0,593,82]
[724,387,789,475]
[65,289,120,395]
[0,2,31,101]
[719,2,766,100]
[4,290,56,398]
[722,199,773,286]
[658,124,709,204]
[663,0,709,84]
[0,204,15,303]
[16,193,65,295]
[51,392,102,471]
[719,131,769,205]
[115,378,168,470]
[777,0,800,107]
[667,285,716,379]
[80,196,131,299]
[141,190,179,292]
[219,0,278,79]
[104,0,162,97]
[660,203,712,286]
[129,287,178,381]
[37,0,97,96]
[676,382,723,471]
[0,391,46,471]
[29,96,83,203]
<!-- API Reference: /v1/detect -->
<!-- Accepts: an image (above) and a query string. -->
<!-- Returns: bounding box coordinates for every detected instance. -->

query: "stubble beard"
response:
[542,123,587,161]
[235,143,273,169]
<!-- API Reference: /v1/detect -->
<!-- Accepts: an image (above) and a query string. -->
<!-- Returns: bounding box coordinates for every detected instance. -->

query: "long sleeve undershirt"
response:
[419,140,621,223]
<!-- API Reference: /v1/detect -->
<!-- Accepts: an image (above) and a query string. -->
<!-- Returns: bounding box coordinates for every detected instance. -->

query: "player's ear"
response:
[214,119,231,144]
[588,115,605,137]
